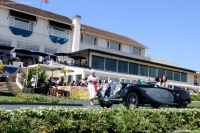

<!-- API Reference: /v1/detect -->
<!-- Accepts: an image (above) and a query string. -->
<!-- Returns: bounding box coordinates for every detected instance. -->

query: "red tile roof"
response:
[0,0,72,25]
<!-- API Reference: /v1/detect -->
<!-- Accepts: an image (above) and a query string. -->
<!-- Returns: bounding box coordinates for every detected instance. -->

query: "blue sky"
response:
[15,0,200,71]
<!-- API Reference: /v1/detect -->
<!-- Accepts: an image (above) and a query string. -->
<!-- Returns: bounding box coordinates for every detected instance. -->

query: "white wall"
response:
[80,42,148,61]
[187,73,194,85]
[0,7,72,54]
[71,16,81,52]
[98,38,107,48]
[122,44,131,54]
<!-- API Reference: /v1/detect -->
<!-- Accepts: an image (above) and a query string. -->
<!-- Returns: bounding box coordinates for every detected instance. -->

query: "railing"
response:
[16,73,24,89]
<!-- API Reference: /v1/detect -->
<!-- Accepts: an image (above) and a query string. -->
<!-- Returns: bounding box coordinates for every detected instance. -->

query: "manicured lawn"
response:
[188,101,200,108]
[0,93,79,104]
[191,130,200,133]
[0,96,22,102]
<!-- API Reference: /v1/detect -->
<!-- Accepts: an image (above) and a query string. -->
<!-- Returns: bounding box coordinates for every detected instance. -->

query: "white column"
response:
[71,15,82,52]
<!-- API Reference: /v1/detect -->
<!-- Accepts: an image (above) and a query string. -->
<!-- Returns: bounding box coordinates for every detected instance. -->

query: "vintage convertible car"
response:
[97,82,191,108]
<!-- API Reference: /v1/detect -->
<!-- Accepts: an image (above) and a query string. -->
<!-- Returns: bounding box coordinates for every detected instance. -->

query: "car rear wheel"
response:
[123,92,140,108]
[151,104,160,108]
[98,100,113,108]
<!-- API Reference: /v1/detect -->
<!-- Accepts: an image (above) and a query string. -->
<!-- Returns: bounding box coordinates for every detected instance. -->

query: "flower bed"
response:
[69,93,90,100]
[0,106,199,133]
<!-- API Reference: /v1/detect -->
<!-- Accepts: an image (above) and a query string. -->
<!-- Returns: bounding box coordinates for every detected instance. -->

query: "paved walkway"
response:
[0,98,120,110]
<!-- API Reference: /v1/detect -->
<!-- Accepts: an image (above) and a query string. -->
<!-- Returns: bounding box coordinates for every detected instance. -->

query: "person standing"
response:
[30,75,36,93]
[87,70,97,105]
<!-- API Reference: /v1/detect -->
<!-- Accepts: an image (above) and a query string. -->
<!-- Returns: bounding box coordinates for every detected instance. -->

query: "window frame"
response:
[105,58,117,72]
[118,60,128,73]
[132,46,141,55]
[49,26,66,38]
[174,71,181,81]
[129,62,139,75]
[44,47,57,54]
[139,64,149,76]
[107,41,121,51]
[92,55,105,70]
[0,38,12,46]
[17,42,40,52]
[81,34,97,45]
[9,16,34,31]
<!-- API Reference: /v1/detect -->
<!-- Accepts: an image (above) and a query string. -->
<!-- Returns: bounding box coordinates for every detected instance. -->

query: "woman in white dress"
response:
[87,70,97,105]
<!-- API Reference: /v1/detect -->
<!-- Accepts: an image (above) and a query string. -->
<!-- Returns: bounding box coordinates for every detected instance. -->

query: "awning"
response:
[49,20,72,30]
[28,64,65,71]
[10,10,37,21]
[0,44,14,51]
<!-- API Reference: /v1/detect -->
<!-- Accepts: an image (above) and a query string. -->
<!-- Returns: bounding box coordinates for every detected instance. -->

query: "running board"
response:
[97,97,123,102]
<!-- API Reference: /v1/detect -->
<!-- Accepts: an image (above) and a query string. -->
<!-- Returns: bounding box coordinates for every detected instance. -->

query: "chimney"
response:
[71,15,82,52]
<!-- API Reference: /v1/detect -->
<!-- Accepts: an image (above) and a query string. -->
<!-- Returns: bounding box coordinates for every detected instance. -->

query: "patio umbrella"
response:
[0,44,14,54]
[0,44,14,50]
[31,51,48,57]
[13,49,32,55]
[54,52,71,61]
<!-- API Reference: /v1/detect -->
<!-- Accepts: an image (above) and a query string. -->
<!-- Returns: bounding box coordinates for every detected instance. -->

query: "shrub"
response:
[0,91,15,96]
[14,93,76,104]
[0,106,199,133]
[24,69,48,87]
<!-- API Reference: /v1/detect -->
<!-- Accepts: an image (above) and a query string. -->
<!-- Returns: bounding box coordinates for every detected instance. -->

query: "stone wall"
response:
[57,86,89,95]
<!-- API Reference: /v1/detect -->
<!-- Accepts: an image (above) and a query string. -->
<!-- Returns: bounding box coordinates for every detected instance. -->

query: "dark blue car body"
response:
[97,83,191,108]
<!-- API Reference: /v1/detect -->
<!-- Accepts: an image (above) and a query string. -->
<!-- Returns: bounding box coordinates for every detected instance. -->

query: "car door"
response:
[140,86,175,103]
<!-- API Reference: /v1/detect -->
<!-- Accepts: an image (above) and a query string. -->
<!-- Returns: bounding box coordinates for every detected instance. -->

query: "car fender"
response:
[120,85,144,98]
[97,87,103,97]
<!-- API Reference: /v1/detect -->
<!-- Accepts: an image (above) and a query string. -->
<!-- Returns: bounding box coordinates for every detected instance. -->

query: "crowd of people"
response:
[1,53,89,68]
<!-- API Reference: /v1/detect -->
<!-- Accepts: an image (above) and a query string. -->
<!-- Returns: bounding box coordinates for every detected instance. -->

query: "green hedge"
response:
[0,106,199,133]
[191,95,200,101]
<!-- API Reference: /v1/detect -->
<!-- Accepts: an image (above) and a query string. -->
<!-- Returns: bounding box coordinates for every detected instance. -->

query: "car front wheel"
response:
[98,100,113,108]
[123,92,140,108]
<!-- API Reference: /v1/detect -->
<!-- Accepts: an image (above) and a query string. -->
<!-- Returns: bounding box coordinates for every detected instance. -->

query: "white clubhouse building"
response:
[0,0,199,91]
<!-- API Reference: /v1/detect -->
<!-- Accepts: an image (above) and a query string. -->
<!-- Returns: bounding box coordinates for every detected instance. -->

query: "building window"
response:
[49,26,66,38]
[92,55,104,70]
[181,73,187,82]
[0,38,12,46]
[129,63,139,75]
[9,16,34,31]
[174,71,180,81]
[149,66,157,77]
[107,41,121,51]
[81,34,97,45]
[158,69,165,78]
[132,47,141,55]
[118,60,128,73]
[140,65,148,76]
[44,47,57,54]
[17,42,39,51]
[166,70,173,80]
[105,58,117,72]
[68,75,72,83]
